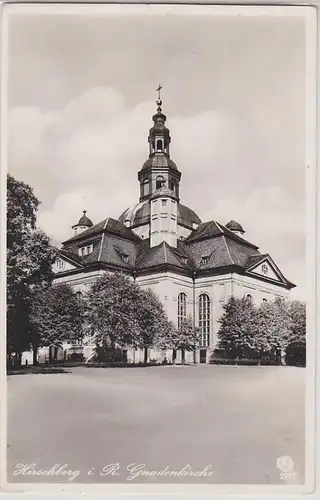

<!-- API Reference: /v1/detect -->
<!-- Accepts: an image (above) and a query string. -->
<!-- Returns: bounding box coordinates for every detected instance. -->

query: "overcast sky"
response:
[6,6,307,299]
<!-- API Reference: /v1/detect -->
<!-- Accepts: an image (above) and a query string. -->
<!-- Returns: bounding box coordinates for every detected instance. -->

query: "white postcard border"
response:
[0,2,318,497]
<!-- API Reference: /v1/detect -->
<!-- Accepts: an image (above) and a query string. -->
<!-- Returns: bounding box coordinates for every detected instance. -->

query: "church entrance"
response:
[199,349,207,364]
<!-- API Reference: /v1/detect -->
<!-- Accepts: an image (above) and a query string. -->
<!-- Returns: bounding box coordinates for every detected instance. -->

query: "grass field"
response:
[7,365,305,484]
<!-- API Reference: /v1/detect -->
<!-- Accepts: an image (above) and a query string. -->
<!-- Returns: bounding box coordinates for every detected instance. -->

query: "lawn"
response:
[7,365,305,484]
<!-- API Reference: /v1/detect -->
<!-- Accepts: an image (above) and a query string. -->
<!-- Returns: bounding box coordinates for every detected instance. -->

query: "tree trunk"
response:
[16,352,22,368]
[32,346,38,366]
[193,347,197,365]
[48,346,53,365]
[6,354,11,371]
[172,348,177,365]
[181,349,185,365]
[111,343,116,362]
[275,349,281,365]
[144,347,148,364]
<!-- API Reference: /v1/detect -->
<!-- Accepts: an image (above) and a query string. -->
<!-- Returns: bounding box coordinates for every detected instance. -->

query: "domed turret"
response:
[225,220,245,237]
[72,210,93,237]
[138,85,181,202]
[120,86,201,243]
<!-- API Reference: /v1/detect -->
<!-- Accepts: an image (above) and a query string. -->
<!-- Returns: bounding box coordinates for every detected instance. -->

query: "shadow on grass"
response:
[7,366,70,376]
[83,362,199,368]
[7,362,198,374]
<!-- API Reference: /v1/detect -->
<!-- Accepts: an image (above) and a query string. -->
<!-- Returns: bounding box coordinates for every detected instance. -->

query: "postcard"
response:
[1,2,317,496]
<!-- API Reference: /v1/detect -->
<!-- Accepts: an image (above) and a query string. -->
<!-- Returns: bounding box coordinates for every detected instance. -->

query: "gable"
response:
[53,256,79,274]
[247,257,283,283]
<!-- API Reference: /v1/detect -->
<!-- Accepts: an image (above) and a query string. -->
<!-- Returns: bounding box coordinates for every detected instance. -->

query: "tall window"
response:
[156,139,163,151]
[246,294,253,305]
[156,175,165,190]
[78,244,93,257]
[169,180,177,195]
[198,294,210,347]
[178,293,187,328]
[56,258,65,271]
[143,179,150,196]
[76,291,83,306]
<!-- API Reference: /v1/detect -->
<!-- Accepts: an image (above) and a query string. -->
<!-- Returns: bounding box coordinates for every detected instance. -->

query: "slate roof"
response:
[76,211,93,228]
[59,248,84,266]
[57,217,295,289]
[136,241,191,271]
[119,201,201,229]
[62,218,139,245]
[141,153,178,171]
[186,220,258,249]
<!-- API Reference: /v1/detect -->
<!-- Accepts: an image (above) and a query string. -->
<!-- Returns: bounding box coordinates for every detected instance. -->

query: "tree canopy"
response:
[217,296,257,359]
[86,273,141,354]
[86,272,177,362]
[30,283,83,350]
[217,295,306,365]
[255,297,291,358]
[286,301,306,365]
[7,175,57,359]
[135,288,170,347]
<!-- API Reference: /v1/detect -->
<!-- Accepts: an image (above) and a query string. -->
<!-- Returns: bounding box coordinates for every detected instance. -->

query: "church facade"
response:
[53,92,295,364]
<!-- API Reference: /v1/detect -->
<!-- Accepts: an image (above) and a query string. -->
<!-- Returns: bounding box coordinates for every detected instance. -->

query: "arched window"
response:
[262,298,268,303]
[169,179,177,196]
[156,175,165,190]
[198,294,210,347]
[156,139,162,151]
[178,293,187,328]
[143,179,150,196]
[246,294,253,305]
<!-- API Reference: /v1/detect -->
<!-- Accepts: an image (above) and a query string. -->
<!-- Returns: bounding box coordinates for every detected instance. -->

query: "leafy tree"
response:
[217,296,258,359]
[7,175,57,366]
[286,301,306,366]
[86,272,141,361]
[7,283,32,365]
[255,297,291,362]
[30,284,83,363]
[135,288,171,363]
[169,316,199,364]
[156,319,177,363]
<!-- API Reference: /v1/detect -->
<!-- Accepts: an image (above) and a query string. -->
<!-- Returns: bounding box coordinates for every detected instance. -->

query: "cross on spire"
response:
[156,84,163,101]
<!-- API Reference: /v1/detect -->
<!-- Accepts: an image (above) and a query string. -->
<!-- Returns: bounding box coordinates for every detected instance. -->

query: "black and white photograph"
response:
[2,3,317,493]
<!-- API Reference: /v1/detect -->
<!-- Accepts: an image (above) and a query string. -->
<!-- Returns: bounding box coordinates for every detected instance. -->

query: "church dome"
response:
[141,154,178,171]
[119,201,201,229]
[149,120,169,136]
[72,210,93,229]
[225,220,245,233]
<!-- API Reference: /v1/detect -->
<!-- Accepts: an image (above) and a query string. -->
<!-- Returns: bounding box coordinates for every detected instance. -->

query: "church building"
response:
[53,89,295,364]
